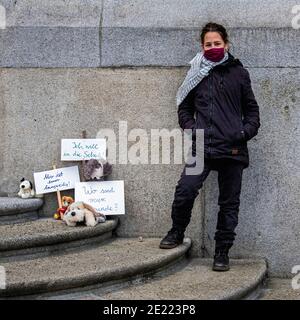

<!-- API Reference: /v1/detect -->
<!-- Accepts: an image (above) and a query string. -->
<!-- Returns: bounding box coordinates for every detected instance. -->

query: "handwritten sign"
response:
[75,181,125,215]
[34,166,80,194]
[61,139,106,161]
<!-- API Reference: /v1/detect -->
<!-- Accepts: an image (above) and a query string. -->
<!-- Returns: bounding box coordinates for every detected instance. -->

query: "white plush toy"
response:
[62,201,106,227]
[17,178,35,199]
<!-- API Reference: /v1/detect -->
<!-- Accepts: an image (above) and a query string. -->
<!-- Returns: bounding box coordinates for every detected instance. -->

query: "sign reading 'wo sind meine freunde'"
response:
[75,181,125,215]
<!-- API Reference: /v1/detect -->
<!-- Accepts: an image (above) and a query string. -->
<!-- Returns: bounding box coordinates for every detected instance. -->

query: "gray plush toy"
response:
[83,158,112,181]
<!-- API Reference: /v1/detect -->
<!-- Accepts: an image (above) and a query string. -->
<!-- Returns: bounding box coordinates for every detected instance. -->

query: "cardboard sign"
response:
[75,181,125,215]
[34,166,80,194]
[61,139,106,161]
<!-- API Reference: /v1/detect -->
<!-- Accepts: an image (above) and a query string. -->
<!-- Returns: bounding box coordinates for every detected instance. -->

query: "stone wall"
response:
[0,0,299,277]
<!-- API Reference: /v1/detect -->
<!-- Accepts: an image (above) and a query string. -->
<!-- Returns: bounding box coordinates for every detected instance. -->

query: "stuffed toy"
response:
[62,201,106,227]
[83,157,112,181]
[54,196,74,220]
[17,178,35,199]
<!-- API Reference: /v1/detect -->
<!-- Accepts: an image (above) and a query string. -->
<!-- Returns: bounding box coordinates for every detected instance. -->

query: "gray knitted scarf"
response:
[176,50,229,107]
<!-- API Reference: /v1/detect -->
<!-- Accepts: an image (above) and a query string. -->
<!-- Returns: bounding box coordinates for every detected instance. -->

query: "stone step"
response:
[0,218,119,260]
[40,258,268,300]
[92,258,267,300]
[0,197,43,224]
[0,237,192,298]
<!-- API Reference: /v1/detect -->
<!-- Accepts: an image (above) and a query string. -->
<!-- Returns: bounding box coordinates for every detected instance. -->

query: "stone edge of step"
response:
[0,197,44,216]
[92,257,268,301]
[83,257,267,301]
[216,258,268,300]
[1,238,192,297]
[0,218,119,252]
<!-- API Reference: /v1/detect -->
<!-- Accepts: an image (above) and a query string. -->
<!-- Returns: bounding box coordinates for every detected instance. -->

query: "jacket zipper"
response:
[220,71,224,90]
[208,71,213,157]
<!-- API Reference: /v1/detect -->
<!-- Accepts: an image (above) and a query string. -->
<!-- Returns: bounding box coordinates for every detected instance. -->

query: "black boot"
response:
[212,244,231,271]
[159,227,185,249]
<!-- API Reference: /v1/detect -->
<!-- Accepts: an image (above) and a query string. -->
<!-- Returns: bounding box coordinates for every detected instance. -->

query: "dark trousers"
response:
[171,157,244,249]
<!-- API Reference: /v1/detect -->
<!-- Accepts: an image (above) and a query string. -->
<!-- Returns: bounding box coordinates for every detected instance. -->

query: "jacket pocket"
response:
[229,119,246,145]
[230,130,244,145]
[239,119,246,142]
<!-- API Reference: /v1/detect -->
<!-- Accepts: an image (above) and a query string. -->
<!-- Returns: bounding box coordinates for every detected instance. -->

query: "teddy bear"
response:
[62,201,106,227]
[17,178,35,199]
[54,196,75,220]
[82,157,112,181]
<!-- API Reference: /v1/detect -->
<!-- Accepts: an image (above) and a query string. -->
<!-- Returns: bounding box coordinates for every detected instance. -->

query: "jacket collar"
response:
[216,51,243,69]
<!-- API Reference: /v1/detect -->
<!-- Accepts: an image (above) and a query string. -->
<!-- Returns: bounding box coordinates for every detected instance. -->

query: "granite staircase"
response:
[0,196,267,299]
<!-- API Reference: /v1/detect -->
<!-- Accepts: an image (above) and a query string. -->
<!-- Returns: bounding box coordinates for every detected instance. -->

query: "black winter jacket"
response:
[178,52,260,169]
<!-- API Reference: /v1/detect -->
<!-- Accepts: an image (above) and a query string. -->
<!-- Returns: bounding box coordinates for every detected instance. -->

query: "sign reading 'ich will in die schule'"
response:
[61,139,106,161]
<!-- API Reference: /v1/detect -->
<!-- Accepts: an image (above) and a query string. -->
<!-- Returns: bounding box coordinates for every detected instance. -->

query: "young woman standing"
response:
[159,22,260,271]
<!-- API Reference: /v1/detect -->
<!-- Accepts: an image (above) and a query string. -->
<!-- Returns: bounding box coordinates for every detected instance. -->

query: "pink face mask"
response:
[204,47,225,62]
